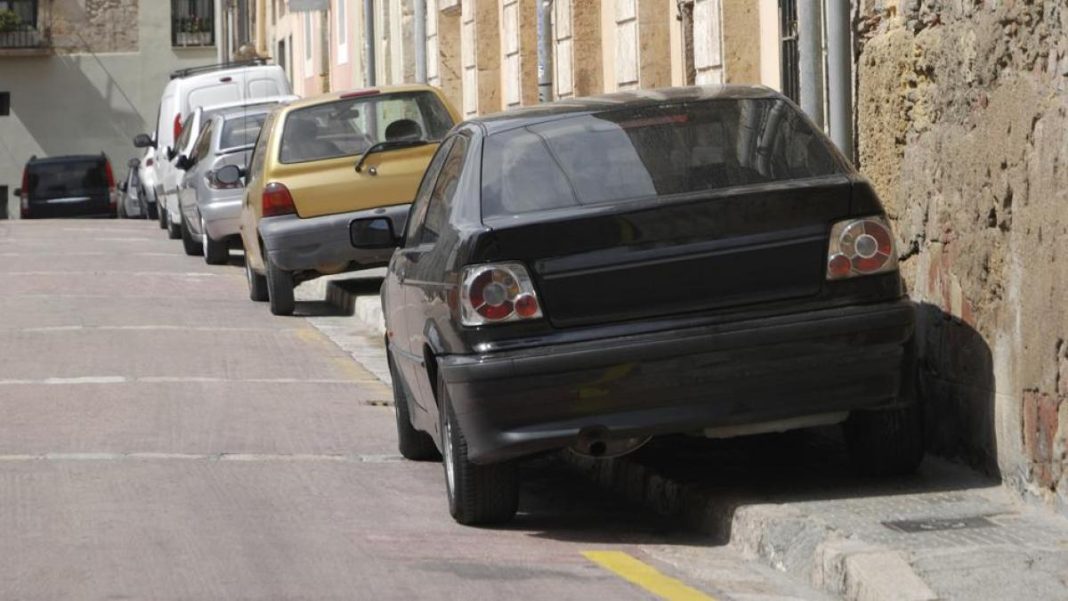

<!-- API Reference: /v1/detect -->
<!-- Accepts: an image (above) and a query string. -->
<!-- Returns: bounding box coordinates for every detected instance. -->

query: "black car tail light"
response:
[826,216,898,280]
[460,263,543,327]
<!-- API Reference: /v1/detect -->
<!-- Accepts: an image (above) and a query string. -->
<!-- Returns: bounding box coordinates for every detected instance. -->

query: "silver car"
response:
[176,100,293,263]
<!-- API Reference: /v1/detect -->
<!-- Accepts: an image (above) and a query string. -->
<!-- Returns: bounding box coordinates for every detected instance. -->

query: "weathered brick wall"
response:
[51,0,139,53]
[856,0,1068,508]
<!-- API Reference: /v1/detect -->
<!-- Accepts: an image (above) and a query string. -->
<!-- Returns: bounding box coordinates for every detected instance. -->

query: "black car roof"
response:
[28,154,106,165]
[472,85,783,135]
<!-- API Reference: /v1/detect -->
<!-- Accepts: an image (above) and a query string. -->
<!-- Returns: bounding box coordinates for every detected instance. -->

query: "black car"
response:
[16,154,117,219]
[354,86,920,526]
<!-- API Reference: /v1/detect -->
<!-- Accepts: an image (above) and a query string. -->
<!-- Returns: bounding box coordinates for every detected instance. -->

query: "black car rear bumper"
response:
[439,299,916,464]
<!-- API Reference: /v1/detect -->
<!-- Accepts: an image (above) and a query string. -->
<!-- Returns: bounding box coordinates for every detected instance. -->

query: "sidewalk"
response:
[308,275,1068,601]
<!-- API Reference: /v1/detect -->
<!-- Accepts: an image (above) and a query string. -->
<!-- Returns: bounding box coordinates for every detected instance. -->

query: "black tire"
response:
[265,256,295,316]
[145,201,158,221]
[843,403,924,477]
[167,213,181,239]
[157,200,168,229]
[389,354,440,461]
[245,256,269,302]
[204,231,229,265]
[180,218,203,256]
[439,373,519,525]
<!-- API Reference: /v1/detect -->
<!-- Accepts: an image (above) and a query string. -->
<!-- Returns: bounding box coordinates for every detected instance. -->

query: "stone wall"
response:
[52,0,139,53]
[856,0,1068,508]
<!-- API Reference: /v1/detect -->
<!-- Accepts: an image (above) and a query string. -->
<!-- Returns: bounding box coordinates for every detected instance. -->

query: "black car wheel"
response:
[157,201,168,229]
[439,372,518,525]
[167,214,181,240]
[202,218,228,265]
[180,218,203,256]
[389,354,440,461]
[245,256,269,302]
[145,200,159,221]
[265,256,295,316]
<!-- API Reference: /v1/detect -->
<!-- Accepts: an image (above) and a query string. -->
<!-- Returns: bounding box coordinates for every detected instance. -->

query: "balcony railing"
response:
[0,23,50,49]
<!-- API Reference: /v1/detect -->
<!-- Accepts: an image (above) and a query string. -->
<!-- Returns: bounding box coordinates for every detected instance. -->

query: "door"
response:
[388,136,455,418]
[400,134,470,428]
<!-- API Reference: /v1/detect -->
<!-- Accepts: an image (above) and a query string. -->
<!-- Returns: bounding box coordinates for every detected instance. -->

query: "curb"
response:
[566,453,939,601]
[317,276,939,601]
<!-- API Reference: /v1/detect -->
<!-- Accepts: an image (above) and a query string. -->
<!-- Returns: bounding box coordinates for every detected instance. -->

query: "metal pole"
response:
[824,0,853,160]
[797,0,824,129]
[364,0,376,86]
[537,0,553,102]
[414,0,427,83]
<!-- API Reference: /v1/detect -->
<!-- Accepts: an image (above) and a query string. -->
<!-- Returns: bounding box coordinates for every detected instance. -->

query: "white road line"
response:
[3,271,220,277]
[0,452,404,463]
[17,325,303,333]
[0,376,367,386]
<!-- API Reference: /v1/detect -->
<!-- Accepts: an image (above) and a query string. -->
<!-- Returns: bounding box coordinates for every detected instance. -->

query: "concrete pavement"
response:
[0,219,831,601]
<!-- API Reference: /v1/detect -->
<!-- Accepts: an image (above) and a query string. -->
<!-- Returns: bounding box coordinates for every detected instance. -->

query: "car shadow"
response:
[518,302,998,546]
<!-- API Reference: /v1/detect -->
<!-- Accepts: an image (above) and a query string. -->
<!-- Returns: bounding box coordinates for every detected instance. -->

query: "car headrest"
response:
[385,119,423,142]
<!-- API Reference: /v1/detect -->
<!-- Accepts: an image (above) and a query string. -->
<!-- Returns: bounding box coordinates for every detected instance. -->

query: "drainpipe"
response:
[824,0,853,160]
[414,0,427,83]
[321,7,331,92]
[537,0,553,102]
[364,0,377,86]
[797,0,824,129]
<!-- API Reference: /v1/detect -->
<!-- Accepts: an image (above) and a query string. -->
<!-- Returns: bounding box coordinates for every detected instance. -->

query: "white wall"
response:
[0,1,216,218]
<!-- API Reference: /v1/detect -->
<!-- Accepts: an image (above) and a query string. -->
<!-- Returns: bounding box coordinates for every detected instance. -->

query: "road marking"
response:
[2,271,220,277]
[583,551,718,601]
[0,376,377,386]
[16,325,304,333]
[0,452,404,463]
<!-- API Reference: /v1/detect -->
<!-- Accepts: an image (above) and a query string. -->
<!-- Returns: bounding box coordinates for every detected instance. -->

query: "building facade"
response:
[0,0,223,218]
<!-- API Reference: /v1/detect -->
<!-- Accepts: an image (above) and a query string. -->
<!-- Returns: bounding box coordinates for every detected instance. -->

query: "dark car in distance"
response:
[16,154,117,219]
[354,86,921,526]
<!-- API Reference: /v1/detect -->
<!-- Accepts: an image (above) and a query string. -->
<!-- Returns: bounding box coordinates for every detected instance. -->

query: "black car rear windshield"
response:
[481,98,845,218]
[26,159,108,199]
[279,91,454,164]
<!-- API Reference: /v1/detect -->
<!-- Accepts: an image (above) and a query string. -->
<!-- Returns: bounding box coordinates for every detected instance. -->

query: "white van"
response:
[135,60,292,237]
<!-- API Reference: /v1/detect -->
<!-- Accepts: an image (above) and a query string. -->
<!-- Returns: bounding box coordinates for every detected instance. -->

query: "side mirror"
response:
[350,217,401,249]
[13,188,21,197]
[175,155,192,170]
[133,134,156,149]
[215,164,245,186]
[166,147,176,161]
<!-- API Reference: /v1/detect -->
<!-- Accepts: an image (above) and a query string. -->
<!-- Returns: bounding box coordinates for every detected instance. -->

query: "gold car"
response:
[227,85,459,315]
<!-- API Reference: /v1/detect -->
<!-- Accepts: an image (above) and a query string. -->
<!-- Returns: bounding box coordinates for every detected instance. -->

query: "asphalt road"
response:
[0,219,831,601]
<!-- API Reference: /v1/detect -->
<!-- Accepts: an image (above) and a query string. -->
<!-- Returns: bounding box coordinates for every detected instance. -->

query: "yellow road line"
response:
[583,551,719,601]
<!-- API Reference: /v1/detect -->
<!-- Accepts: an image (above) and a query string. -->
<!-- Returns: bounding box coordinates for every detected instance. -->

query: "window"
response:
[248,110,279,181]
[481,99,844,218]
[779,0,800,104]
[417,135,468,245]
[404,137,454,247]
[336,0,348,65]
[220,112,269,151]
[279,91,454,164]
[171,0,215,48]
[0,0,36,27]
[174,112,198,156]
[189,120,214,165]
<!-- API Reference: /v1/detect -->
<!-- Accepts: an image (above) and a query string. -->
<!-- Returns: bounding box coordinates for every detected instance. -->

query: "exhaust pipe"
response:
[569,426,650,459]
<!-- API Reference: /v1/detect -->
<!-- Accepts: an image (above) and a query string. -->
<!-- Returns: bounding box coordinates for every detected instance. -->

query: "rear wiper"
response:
[354,139,430,173]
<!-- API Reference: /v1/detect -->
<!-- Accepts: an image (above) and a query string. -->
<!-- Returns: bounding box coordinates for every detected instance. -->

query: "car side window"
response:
[416,135,469,246]
[404,137,455,248]
[248,111,277,179]
[190,121,214,164]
